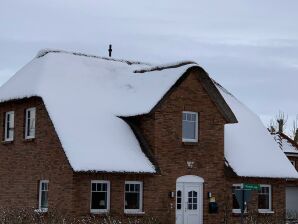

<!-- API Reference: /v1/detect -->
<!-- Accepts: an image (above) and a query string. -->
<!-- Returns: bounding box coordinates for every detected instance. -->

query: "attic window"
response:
[4,111,14,141]
[25,107,36,139]
[182,111,198,142]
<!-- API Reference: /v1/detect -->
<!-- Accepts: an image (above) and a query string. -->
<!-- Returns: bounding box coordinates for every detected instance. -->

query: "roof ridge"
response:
[133,61,197,73]
[212,79,234,97]
[36,48,151,66]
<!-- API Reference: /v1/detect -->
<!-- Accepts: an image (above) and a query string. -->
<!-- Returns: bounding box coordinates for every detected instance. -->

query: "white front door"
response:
[176,182,203,224]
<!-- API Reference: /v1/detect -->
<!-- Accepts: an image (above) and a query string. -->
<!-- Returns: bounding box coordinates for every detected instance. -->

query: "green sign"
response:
[244,183,260,190]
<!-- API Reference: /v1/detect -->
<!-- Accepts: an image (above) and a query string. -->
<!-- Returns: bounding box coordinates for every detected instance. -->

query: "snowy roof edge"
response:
[36,48,152,66]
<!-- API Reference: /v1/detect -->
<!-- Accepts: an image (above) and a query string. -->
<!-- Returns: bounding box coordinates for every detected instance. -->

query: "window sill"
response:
[90,210,109,215]
[34,208,48,213]
[182,141,198,146]
[258,210,274,214]
[23,138,35,142]
[124,211,145,216]
[2,140,14,144]
[232,210,248,214]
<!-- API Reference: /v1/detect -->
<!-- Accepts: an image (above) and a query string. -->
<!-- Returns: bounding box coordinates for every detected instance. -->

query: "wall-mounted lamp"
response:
[187,161,195,169]
[168,191,175,198]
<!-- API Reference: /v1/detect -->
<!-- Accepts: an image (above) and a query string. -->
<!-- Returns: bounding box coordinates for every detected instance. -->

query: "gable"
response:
[147,66,237,124]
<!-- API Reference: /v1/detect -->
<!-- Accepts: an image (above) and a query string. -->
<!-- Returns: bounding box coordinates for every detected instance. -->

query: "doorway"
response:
[176,175,204,224]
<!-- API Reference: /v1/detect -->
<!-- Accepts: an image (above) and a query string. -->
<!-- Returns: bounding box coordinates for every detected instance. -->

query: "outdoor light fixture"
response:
[187,161,194,169]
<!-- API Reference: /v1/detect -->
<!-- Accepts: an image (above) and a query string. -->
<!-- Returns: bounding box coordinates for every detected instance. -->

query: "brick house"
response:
[272,131,298,214]
[0,49,297,224]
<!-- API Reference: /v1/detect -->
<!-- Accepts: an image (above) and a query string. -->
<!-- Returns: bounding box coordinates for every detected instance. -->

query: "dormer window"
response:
[4,111,14,141]
[182,111,198,142]
[25,107,36,139]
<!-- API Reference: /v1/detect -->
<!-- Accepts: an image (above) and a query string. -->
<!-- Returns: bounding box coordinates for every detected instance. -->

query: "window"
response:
[39,180,49,212]
[176,190,182,210]
[124,181,143,213]
[258,185,272,212]
[232,184,242,213]
[182,111,198,142]
[4,111,14,141]
[290,160,296,168]
[90,180,110,213]
[188,191,198,210]
[25,107,36,139]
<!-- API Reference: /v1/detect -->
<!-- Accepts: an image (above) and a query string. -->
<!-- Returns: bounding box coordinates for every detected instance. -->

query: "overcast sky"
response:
[0,0,297,134]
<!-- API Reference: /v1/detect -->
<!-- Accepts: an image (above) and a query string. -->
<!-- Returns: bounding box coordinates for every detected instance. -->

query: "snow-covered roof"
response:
[0,49,196,173]
[215,83,298,178]
[0,49,297,178]
[273,133,298,154]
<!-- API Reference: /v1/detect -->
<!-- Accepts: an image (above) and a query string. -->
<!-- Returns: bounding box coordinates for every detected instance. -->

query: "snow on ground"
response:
[0,49,297,178]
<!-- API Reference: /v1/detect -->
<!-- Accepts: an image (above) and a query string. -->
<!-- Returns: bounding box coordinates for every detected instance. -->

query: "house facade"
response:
[272,131,298,215]
[0,49,297,224]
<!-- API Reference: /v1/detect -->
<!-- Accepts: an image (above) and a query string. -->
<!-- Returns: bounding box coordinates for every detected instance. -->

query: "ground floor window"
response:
[232,184,242,213]
[258,185,272,212]
[90,180,110,213]
[124,181,143,213]
[39,180,49,212]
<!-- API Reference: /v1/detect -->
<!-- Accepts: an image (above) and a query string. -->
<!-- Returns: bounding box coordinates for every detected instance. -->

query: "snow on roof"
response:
[215,82,298,178]
[0,49,297,178]
[273,133,298,154]
[0,49,195,173]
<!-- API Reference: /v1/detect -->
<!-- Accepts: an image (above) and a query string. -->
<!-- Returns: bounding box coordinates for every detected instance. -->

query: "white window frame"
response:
[4,111,14,141]
[258,184,272,213]
[232,183,243,213]
[25,107,36,139]
[90,180,110,214]
[182,111,198,142]
[38,180,49,212]
[124,181,143,214]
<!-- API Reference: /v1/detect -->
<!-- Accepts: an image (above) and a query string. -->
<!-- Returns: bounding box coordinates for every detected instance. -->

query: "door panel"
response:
[176,182,203,224]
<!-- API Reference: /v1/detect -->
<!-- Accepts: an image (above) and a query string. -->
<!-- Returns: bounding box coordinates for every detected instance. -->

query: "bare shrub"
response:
[0,208,160,224]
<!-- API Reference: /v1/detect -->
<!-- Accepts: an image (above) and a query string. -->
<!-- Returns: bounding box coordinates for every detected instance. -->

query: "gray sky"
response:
[0,0,297,134]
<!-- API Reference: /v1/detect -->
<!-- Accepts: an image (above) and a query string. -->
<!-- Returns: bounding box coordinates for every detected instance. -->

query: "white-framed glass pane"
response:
[5,111,14,141]
[232,185,242,210]
[187,191,197,210]
[176,190,182,210]
[39,180,48,210]
[182,112,198,141]
[125,182,142,211]
[41,191,48,208]
[25,108,36,138]
[258,186,271,210]
[91,182,109,210]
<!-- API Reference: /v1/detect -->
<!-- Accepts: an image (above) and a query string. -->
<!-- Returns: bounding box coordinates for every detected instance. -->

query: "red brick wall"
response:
[0,97,74,214]
[225,177,287,223]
